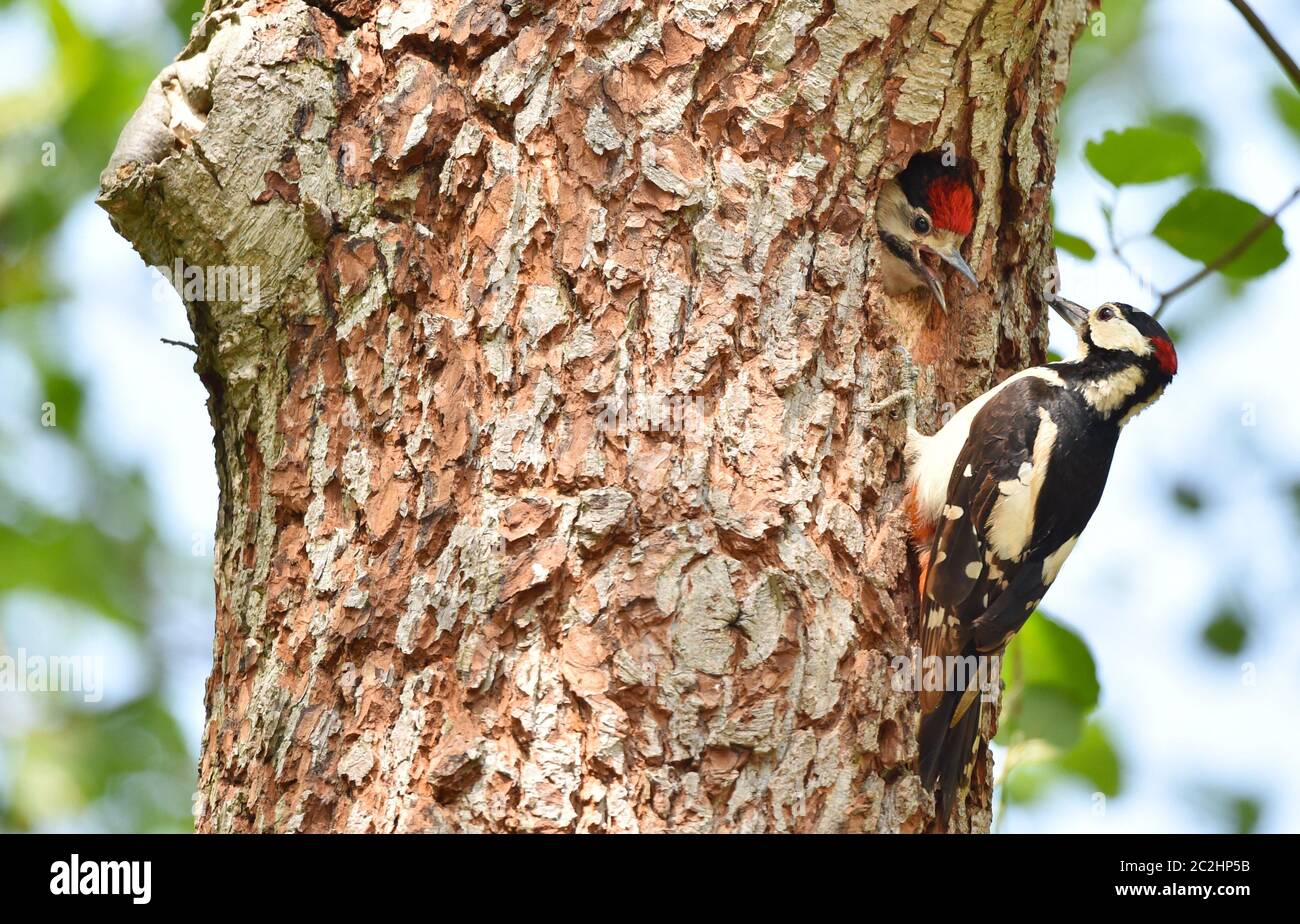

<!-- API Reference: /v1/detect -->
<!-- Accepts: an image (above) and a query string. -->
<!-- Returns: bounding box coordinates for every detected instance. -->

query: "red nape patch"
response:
[928,175,975,235]
[1154,337,1178,375]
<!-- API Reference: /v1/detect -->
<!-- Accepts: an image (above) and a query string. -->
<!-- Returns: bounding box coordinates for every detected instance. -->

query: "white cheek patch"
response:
[878,182,914,232]
[1090,316,1152,356]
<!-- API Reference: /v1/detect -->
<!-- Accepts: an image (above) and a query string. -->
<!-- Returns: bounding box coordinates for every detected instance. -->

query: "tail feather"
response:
[919,687,983,826]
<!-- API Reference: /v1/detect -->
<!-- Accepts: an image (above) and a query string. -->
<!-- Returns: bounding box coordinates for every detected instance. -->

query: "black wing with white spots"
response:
[918,373,1120,822]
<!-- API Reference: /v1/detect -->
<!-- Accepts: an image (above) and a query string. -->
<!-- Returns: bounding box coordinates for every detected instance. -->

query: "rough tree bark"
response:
[100,0,1087,833]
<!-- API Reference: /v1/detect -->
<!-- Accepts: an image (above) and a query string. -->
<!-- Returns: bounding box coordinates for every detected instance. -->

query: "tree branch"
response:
[1228,0,1300,91]
[1141,4,1300,321]
[1153,185,1300,319]
[1102,193,1142,281]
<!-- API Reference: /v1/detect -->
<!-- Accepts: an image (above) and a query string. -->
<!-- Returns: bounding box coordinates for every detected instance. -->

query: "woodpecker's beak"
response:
[938,249,978,287]
[1045,292,1089,334]
[915,245,978,314]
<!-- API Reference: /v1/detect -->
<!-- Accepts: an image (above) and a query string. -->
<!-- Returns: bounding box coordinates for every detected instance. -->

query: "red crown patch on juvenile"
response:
[1153,337,1178,375]
[928,176,975,236]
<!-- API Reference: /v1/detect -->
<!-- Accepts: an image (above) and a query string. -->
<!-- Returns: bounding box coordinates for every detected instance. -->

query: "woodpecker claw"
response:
[867,346,920,427]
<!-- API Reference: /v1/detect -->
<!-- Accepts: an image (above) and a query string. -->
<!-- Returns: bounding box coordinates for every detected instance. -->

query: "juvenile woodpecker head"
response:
[1047,293,1178,422]
[875,151,978,313]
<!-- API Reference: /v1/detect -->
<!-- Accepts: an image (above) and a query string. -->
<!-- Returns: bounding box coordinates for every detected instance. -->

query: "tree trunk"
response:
[100,0,1086,833]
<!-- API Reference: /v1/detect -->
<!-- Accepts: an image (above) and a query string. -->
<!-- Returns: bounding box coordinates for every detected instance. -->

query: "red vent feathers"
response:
[1154,337,1178,375]
[928,176,974,235]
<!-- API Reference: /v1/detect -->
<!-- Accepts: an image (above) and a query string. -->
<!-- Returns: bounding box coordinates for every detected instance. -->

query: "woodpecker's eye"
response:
[912,214,931,234]
[1097,306,1115,322]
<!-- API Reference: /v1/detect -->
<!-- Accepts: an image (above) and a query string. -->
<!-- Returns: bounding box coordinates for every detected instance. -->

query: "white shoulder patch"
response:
[1041,535,1078,585]
[986,407,1057,561]
[906,367,1063,528]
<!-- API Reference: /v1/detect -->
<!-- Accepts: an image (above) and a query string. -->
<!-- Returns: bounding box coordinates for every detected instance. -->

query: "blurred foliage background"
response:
[0,0,205,832]
[0,0,1297,833]
[1002,0,1300,832]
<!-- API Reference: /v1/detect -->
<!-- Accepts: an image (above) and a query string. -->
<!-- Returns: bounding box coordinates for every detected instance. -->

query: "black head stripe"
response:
[897,152,944,210]
[880,227,916,263]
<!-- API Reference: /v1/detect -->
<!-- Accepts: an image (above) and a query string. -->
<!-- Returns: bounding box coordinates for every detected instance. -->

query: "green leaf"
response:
[1171,481,1204,513]
[1002,721,1122,805]
[36,368,84,435]
[1153,189,1288,279]
[14,695,194,832]
[1191,787,1264,835]
[997,615,1100,752]
[1201,604,1249,656]
[1003,613,1100,710]
[1271,84,1300,141]
[1147,111,1211,182]
[1014,686,1086,749]
[1056,721,1122,797]
[1054,228,1097,260]
[1085,127,1202,186]
[1068,0,1149,93]
[0,517,149,628]
[1147,110,1207,146]
[1225,796,1262,835]
[1003,761,1055,805]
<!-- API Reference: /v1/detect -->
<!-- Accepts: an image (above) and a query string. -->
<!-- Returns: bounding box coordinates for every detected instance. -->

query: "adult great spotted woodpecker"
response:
[904,293,1179,824]
[875,150,979,314]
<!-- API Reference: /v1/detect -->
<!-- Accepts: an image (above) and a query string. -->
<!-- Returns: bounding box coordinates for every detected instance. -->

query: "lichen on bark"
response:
[100,0,1088,833]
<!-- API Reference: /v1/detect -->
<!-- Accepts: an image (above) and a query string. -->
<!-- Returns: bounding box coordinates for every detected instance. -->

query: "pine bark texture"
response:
[100,0,1087,833]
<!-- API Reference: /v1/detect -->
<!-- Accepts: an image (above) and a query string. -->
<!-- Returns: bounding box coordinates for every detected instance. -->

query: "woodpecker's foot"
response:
[866,388,912,419]
[866,346,919,428]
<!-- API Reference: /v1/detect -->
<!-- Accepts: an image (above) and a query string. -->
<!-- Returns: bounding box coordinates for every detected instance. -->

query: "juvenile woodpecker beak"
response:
[1045,291,1088,334]
[939,249,979,287]
[916,245,978,314]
